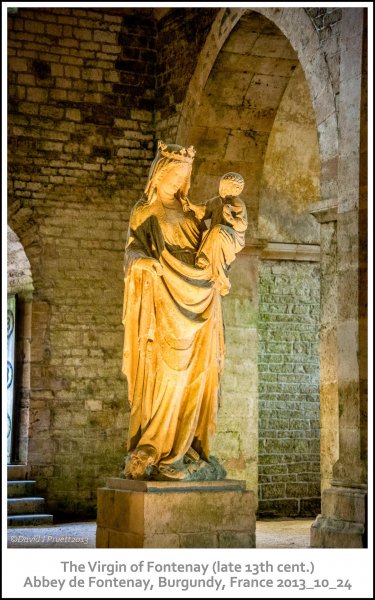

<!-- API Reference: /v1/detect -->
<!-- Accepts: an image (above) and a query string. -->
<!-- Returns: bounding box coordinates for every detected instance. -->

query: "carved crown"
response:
[158,141,196,164]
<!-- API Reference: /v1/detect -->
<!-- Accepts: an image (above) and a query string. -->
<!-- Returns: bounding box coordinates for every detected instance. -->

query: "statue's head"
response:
[144,141,196,201]
[219,172,245,198]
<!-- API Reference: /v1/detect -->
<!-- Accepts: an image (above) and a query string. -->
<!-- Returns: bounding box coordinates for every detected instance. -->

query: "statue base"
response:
[96,478,256,548]
[310,486,367,548]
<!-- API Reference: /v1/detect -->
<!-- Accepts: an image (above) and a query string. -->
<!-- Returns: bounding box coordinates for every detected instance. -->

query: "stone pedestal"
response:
[96,478,256,548]
[311,486,367,548]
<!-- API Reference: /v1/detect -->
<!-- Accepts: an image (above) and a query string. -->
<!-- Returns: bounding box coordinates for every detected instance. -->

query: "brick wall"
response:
[257,261,320,517]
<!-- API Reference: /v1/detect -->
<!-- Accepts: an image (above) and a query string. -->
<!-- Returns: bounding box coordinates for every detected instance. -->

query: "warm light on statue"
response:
[121,141,248,481]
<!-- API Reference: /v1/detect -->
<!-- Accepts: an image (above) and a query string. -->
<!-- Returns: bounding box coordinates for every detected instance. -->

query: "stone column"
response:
[311,8,367,548]
[309,202,339,494]
[13,295,33,465]
[212,242,264,494]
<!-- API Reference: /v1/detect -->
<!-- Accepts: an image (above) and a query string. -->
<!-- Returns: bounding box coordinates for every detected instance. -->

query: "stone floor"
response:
[255,518,314,548]
[7,518,314,549]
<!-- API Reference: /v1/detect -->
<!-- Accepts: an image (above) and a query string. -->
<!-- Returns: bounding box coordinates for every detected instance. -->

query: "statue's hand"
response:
[178,192,192,213]
[134,257,163,277]
[222,203,235,225]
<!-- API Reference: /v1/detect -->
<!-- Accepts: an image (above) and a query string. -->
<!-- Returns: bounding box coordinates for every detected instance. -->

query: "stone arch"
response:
[177,7,338,207]
[176,7,336,517]
[7,226,34,464]
[7,225,34,297]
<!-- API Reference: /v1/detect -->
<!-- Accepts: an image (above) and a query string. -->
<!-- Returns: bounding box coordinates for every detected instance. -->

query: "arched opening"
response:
[178,9,334,520]
[6,5,365,549]
[7,225,34,465]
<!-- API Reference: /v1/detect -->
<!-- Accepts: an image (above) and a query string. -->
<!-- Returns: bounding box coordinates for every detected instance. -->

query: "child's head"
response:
[219,172,244,198]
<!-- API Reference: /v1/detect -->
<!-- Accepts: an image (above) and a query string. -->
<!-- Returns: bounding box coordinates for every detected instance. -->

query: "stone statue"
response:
[182,172,247,296]
[121,142,248,481]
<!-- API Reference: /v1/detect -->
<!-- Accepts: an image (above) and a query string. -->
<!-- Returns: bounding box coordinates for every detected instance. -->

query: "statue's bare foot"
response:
[185,446,200,462]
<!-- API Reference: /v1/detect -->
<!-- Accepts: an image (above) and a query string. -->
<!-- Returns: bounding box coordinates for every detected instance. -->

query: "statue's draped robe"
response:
[122,198,225,466]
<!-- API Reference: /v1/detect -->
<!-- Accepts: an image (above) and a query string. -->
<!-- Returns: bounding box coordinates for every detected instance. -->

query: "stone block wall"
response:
[8,7,158,517]
[212,252,259,493]
[257,261,320,517]
[258,64,320,245]
[155,8,217,142]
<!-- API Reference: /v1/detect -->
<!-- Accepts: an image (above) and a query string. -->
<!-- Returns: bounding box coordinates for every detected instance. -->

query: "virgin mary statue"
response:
[122,141,238,481]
